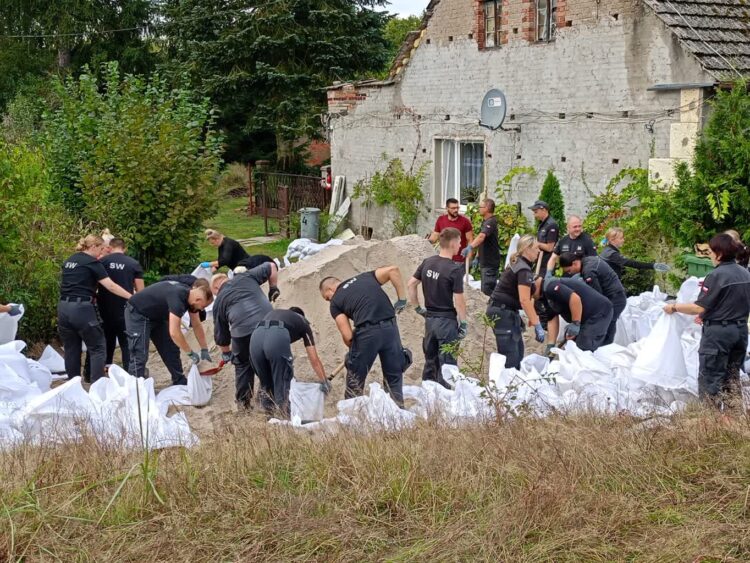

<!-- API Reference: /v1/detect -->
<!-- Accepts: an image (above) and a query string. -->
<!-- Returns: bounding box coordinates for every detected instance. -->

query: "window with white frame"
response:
[484,0,502,48]
[434,139,485,206]
[536,0,557,42]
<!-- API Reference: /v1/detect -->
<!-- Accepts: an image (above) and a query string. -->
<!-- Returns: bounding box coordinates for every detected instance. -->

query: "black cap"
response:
[528,200,549,210]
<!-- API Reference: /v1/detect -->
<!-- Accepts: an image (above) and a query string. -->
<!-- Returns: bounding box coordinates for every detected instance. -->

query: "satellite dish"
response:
[479,89,507,130]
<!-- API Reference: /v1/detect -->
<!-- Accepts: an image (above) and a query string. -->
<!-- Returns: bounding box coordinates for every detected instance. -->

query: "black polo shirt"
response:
[217,237,250,269]
[490,257,534,310]
[128,281,190,321]
[263,309,315,346]
[544,278,612,323]
[478,216,501,269]
[98,253,144,311]
[536,215,559,272]
[580,256,626,306]
[413,255,464,317]
[696,261,750,321]
[329,271,395,327]
[554,232,597,258]
[60,252,109,299]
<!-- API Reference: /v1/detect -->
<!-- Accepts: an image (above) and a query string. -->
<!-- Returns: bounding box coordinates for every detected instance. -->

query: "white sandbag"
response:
[25,360,53,392]
[187,365,212,407]
[631,314,689,387]
[155,384,191,413]
[191,265,212,281]
[504,234,520,269]
[16,377,94,443]
[336,383,417,431]
[290,379,325,422]
[0,361,42,403]
[0,340,25,354]
[39,345,66,374]
[0,305,24,345]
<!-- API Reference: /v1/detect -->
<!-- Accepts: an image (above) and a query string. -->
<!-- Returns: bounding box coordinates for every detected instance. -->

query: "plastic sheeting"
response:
[0,345,198,450]
[283,238,344,266]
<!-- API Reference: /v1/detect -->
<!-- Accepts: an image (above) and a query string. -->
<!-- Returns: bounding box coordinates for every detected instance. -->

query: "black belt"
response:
[60,296,93,303]
[703,318,746,327]
[356,317,395,329]
[488,300,514,310]
[259,320,286,329]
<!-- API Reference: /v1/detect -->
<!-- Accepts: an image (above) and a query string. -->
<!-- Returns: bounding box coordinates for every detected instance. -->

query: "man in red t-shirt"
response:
[428,198,475,263]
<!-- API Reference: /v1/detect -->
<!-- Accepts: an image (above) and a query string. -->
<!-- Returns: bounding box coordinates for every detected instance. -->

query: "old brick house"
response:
[326,0,747,238]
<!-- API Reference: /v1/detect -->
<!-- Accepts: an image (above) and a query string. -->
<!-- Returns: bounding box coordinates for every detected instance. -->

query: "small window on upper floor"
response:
[484,0,502,48]
[536,0,557,42]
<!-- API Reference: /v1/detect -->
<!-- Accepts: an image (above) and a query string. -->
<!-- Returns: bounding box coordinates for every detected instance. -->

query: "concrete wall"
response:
[328,0,712,238]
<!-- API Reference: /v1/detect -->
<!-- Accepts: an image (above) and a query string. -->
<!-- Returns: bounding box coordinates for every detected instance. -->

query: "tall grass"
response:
[2,412,750,561]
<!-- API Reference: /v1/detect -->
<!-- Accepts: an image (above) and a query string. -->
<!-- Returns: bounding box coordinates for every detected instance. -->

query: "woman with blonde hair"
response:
[58,234,133,383]
[485,234,545,369]
[202,228,276,273]
[599,227,669,279]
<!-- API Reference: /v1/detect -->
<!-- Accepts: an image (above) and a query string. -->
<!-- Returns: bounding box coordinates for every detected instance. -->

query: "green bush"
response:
[43,62,223,274]
[538,169,566,230]
[668,81,750,246]
[0,141,78,343]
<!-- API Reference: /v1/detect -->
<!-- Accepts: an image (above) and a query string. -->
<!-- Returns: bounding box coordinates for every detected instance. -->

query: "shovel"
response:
[328,361,346,381]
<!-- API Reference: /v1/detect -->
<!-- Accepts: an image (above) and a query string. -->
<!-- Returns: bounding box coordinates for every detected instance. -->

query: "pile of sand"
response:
[146,235,541,434]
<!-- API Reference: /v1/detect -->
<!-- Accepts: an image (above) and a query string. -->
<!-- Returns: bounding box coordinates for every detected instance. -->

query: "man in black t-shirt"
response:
[536,277,613,352]
[529,200,559,277]
[98,238,144,368]
[249,307,328,418]
[319,266,410,407]
[125,279,213,385]
[408,228,467,388]
[462,198,501,296]
[546,215,597,274]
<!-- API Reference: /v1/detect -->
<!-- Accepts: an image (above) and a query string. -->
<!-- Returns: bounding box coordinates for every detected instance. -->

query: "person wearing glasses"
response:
[428,198,474,264]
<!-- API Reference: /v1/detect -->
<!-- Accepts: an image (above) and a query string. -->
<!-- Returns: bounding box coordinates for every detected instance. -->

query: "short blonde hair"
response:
[76,234,104,252]
[210,273,228,295]
[205,229,222,241]
[605,227,623,241]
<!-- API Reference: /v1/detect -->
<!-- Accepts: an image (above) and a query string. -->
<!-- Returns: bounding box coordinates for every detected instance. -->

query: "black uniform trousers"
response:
[480,266,499,297]
[422,315,458,389]
[57,299,106,382]
[249,322,294,417]
[124,304,186,385]
[698,321,747,407]
[603,297,627,346]
[575,309,613,352]
[231,332,257,407]
[487,304,524,369]
[100,304,130,368]
[346,318,405,407]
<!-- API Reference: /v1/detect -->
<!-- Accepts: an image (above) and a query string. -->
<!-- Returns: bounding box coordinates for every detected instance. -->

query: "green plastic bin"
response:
[683,254,714,277]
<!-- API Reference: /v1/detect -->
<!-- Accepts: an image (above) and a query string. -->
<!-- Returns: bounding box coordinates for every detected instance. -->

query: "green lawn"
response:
[199,197,291,262]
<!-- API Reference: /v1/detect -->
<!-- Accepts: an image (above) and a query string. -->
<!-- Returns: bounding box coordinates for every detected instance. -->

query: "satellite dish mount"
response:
[479,88,520,132]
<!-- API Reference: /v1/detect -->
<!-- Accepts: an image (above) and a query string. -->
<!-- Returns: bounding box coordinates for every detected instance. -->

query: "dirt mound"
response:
[149,235,540,433]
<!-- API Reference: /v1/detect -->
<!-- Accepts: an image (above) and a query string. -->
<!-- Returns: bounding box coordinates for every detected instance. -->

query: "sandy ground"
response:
[117,235,544,436]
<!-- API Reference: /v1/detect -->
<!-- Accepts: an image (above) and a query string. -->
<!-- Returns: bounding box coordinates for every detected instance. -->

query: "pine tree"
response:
[539,169,565,229]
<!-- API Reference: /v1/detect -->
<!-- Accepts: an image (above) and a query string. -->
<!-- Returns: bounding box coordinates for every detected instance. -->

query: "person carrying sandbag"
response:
[664,233,750,410]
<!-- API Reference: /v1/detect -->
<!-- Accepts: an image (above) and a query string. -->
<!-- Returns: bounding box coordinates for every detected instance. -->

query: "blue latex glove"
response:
[564,321,581,340]
[8,304,22,316]
[654,262,670,272]
[221,351,233,363]
[320,380,332,395]
[457,320,468,340]
[471,258,479,270]
[415,305,427,317]
[394,299,407,314]
[460,245,473,258]
[200,262,211,268]
[544,270,554,281]
[187,351,200,364]
[534,323,545,343]
[200,348,212,362]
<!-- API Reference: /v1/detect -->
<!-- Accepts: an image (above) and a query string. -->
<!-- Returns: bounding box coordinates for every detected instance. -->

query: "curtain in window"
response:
[440,140,457,201]
[484,1,496,47]
[459,143,484,205]
[537,0,548,41]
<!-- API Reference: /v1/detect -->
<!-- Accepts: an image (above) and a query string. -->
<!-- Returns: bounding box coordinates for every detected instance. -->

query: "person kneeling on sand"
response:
[319,266,411,407]
[249,307,328,418]
[125,278,213,385]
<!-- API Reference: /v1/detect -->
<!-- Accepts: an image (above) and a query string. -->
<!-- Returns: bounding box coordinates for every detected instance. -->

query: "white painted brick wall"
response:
[329,2,712,239]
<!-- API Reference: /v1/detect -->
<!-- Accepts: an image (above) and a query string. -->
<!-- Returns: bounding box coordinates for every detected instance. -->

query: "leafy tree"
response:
[383,15,423,64]
[670,82,750,245]
[0,141,78,342]
[539,169,565,230]
[160,0,391,166]
[43,62,223,273]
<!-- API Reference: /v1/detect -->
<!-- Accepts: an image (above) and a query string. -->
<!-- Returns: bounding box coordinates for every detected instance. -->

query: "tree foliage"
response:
[669,82,750,245]
[383,15,423,64]
[43,62,223,274]
[0,141,78,342]
[539,169,565,230]
[160,0,391,165]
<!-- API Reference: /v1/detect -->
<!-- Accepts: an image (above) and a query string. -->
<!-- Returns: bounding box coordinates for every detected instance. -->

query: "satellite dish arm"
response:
[479,120,521,132]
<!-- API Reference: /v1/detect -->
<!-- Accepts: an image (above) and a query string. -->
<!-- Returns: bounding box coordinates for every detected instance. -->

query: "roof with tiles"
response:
[642,0,749,77]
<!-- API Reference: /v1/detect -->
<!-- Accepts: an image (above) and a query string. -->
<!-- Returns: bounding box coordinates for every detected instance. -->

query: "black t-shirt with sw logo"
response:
[98,253,144,311]
[413,255,464,317]
[329,271,395,327]
[60,252,109,299]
